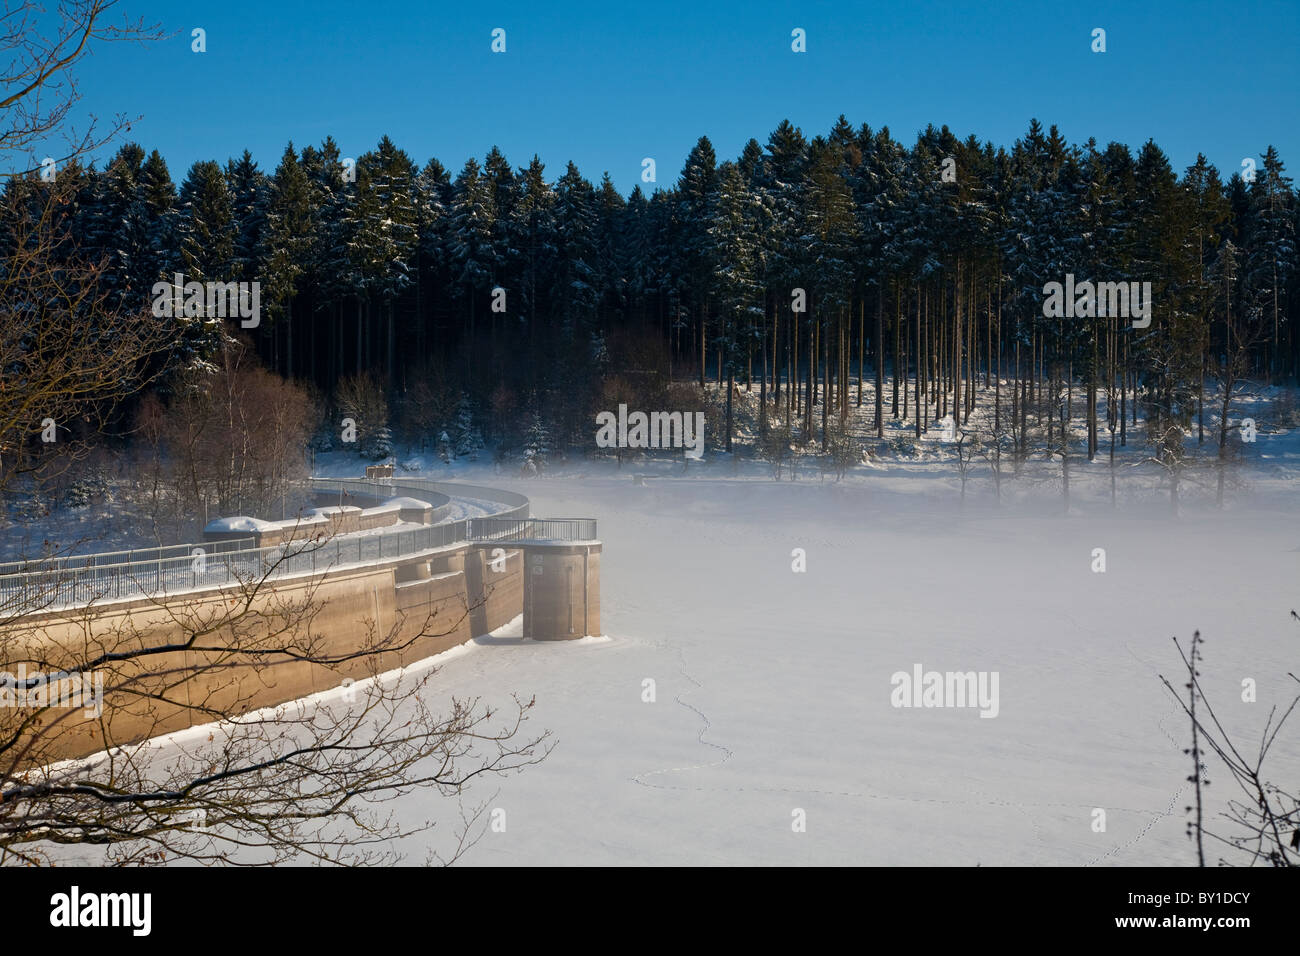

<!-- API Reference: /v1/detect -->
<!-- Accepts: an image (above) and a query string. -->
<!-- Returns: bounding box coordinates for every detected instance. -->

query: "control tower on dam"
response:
[307,478,601,641]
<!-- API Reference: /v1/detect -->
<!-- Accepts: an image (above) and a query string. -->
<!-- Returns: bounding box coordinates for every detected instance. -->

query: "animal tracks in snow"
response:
[629,637,1185,863]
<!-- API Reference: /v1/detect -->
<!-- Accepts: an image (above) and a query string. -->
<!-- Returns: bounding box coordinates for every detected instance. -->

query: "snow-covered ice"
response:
[370,437,1297,865]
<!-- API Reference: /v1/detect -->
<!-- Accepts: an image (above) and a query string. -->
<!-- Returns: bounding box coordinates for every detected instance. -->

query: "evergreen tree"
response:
[678,136,720,386]
[80,143,146,308]
[226,150,269,284]
[351,136,419,381]
[551,161,599,340]
[1243,145,1296,375]
[24,117,1300,460]
[483,145,519,294]
[413,156,453,368]
[595,172,628,322]
[138,149,178,286]
[448,157,496,371]
[264,143,314,376]
[710,162,764,449]
[177,159,236,281]
[522,405,550,474]
[511,155,558,376]
[452,393,483,458]
[175,159,237,370]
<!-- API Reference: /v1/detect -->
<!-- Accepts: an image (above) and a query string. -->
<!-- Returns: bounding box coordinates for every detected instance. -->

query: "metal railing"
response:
[467,517,598,542]
[0,478,533,614]
[0,536,257,577]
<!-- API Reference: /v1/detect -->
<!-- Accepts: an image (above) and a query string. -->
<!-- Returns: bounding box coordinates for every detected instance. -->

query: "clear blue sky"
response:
[61,0,1299,192]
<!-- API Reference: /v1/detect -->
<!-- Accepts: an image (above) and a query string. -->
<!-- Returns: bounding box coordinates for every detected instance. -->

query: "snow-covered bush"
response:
[758,418,793,479]
[65,472,108,509]
[521,411,550,476]
[452,394,483,460]
[308,424,336,454]
[700,386,727,452]
[361,426,394,461]
[886,434,917,458]
[11,492,51,521]
[824,419,861,479]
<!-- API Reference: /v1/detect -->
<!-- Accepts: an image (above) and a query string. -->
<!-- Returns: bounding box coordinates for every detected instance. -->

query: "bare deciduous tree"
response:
[1,0,163,175]
[0,174,170,500]
[136,341,313,534]
[1161,618,1299,867]
[1,1,166,504]
[335,371,390,458]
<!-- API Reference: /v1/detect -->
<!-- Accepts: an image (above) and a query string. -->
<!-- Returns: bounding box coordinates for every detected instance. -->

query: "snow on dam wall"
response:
[5,479,603,767]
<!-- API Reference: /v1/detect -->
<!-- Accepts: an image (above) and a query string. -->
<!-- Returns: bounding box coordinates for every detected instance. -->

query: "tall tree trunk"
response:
[858,297,865,408]
[1197,352,1205,445]
[993,285,1000,434]
[892,287,900,417]
[771,292,779,406]
[953,262,962,427]
[820,309,829,448]
[913,285,920,439]
[386,299,395,384]
[287,298,295,381]
[726,364,734,453]
[786,300,793,425]
[1088,325,1098,460]
[699,298,706,389]
[1120,334,1128,446]
[875,289,884,439]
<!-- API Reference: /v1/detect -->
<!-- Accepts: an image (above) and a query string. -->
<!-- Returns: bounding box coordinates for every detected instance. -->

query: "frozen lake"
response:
[386,463,1299,866]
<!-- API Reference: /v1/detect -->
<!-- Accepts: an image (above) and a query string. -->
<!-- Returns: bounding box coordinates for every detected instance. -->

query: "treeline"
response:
[3,117,1297,461]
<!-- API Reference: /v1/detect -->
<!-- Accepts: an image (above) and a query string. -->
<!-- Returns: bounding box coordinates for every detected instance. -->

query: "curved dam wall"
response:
[6,480,597,767]
[7,540,525,765]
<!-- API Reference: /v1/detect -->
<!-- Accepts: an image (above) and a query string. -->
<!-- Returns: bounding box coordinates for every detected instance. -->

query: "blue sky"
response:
[56,0,1300,191]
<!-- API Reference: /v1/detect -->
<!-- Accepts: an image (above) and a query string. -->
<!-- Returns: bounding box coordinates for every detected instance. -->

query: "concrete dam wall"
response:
[2,478,599,766]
